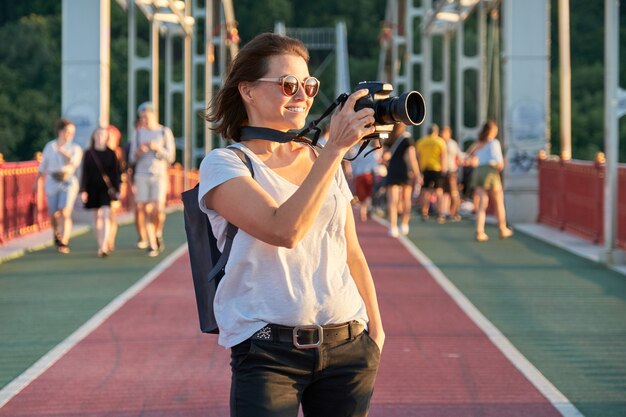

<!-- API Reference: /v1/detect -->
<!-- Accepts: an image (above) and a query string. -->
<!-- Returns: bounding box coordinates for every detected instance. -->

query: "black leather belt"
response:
[251,321,365,349]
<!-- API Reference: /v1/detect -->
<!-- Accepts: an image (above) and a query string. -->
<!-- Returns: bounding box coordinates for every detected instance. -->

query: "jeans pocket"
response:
[230,339,255,371]
[362,331,381,357]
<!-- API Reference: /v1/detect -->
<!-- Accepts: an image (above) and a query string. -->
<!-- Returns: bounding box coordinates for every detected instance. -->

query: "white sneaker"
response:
[389,226,399,238]
[400,224,409,235]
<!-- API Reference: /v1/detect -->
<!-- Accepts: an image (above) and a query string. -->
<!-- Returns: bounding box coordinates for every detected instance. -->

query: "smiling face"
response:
[243,54,313,131]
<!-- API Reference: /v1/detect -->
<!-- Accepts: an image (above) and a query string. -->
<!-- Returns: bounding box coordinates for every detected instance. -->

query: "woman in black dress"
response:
[81,127,121,257]
[384,123,421,237]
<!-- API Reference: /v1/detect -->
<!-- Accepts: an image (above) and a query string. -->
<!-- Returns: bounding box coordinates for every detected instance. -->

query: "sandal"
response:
[57,244,71,254]
[475,232,489,242]
[499,228,514,239]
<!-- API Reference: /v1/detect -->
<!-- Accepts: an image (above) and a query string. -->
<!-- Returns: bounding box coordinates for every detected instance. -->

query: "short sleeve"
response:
[334,167,353,203]
[492,140,504,164]
[198,147,253,214]
[38,142,51,173]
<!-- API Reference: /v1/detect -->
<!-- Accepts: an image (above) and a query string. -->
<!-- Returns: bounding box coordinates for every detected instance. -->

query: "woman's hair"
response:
[477,120,497,143]
[88,127,108,150]
[55,118,74,134]
[206,33,309,142]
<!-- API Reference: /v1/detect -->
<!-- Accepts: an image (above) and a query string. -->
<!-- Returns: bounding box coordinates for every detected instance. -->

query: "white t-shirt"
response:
[39,139,83,193]
[446,139,461,173]
[129,126,176,177]
[198,143,369,348]
[474,139,503,167]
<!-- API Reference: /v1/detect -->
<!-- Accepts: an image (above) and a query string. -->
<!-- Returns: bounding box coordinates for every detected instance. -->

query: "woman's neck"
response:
[56,137,68,146]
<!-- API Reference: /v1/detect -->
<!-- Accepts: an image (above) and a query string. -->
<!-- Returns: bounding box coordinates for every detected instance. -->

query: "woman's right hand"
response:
[325,89,376,153]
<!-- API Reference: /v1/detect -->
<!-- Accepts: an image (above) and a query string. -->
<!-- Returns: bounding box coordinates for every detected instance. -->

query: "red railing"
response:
[0,161,50,243]
[538,158,625,249]
[0,160,198,245]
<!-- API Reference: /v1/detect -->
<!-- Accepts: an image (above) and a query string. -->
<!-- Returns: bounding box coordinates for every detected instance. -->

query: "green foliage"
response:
[550,0,626,161]
[0,14,61,161]
[0,0,624,162]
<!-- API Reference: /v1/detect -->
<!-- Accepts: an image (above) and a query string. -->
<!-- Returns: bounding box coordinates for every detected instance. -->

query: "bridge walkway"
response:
[0,210,624,417]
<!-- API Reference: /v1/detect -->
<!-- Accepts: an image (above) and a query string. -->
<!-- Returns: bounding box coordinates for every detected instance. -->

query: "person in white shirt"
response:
[129,102,176,257]
[441,126,462,221]
[199,33,383,417]
[34,118,83,254]
[467,121,513,241]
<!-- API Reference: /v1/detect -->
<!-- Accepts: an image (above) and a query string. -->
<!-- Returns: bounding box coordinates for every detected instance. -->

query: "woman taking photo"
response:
[199,33,384,417]
[468,121,513,242]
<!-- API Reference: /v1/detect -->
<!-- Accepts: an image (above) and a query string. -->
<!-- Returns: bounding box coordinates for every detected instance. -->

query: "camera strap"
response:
[298,93,349,146]
[239,126,298,143]
[238,92,379,159]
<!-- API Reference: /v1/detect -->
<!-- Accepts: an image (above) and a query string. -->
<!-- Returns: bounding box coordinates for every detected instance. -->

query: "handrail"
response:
[0,160,198,245]
[537,157,626,249]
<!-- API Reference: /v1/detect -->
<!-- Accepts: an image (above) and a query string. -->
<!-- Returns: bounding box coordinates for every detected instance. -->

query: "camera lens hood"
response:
[395,91,426,126]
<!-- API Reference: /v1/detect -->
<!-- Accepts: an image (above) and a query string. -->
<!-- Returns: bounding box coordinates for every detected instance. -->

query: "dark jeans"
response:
[230,330,381,417]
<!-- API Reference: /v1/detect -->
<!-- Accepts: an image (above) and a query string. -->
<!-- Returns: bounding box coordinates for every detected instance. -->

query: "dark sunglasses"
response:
[256,74,320,98]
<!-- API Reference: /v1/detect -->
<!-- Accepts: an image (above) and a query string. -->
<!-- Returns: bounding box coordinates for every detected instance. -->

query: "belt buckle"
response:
[292,324,324,349]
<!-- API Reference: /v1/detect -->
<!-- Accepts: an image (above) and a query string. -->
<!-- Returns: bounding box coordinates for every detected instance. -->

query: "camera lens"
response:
[376,91,426,126]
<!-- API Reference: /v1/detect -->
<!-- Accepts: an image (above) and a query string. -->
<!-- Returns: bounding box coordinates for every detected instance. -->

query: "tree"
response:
[0,14,61,161]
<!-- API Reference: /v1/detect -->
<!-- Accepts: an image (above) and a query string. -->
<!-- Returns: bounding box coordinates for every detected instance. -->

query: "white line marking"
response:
[372,217,585,417]
[0,244,188,409]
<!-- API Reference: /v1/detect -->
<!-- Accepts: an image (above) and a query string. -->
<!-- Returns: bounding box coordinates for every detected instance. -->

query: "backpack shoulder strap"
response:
[207,146,255,280]
[227,145,255,179]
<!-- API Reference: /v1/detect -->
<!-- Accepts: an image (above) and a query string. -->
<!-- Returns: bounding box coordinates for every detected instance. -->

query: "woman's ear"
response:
[239,82,255,104]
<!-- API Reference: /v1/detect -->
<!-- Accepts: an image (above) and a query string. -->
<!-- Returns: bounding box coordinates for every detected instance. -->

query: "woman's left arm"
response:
[344,204,385,352]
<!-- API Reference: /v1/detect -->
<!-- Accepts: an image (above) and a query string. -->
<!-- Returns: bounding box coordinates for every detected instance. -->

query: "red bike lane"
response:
[0,219,561,417]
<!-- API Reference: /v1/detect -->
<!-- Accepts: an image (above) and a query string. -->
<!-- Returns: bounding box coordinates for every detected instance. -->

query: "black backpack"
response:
[181,147,254,334]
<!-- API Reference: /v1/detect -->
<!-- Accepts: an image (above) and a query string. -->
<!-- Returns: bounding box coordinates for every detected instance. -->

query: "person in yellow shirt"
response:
[415,124,447,222]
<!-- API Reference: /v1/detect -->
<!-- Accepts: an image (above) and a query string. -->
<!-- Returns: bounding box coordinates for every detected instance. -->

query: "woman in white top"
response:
[34,118,83,253]
[199,33,383,417]
[468,121,513,241]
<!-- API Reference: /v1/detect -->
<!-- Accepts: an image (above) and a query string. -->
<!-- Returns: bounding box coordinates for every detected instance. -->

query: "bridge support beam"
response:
[62,0,110,148]
[501,0,550,223]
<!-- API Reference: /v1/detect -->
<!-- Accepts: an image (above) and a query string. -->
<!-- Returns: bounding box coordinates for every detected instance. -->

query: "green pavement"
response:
[406,217,626,417]
[2,210,625,417]
[0,210,187,389]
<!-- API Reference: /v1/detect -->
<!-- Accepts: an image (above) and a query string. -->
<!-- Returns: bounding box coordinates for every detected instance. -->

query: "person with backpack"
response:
[129,102,176,257]
[198,33,384,417]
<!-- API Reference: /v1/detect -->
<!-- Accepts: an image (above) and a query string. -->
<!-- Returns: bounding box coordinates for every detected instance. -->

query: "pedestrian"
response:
[129,102,176,257]
[200,32,384,417]
[34,118,83,254]
[467,121,513,241]
[384,123,421,237]
[415,124,447,223]
[350,142,382,222]
[441,126,462,221]
[81,127,121,257]
[106,125,124,252]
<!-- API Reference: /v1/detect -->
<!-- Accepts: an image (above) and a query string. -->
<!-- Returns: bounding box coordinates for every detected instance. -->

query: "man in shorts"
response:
[415,124,447,223]
[129,102,176,256]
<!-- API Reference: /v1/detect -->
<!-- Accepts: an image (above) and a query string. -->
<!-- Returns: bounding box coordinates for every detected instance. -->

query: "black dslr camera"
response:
[351,81,426,140]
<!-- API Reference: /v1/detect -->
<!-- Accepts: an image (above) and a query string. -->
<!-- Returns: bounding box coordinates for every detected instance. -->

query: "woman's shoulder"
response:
[200,146,250,173]
[42,140,56,151]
